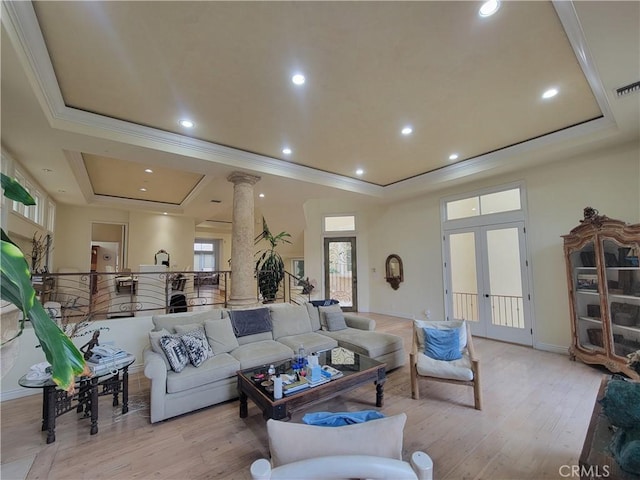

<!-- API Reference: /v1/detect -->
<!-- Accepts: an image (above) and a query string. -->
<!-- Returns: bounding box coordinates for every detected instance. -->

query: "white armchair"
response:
[249,413,433,480]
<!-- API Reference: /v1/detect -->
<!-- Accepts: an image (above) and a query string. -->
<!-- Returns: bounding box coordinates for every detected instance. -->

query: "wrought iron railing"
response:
[34,270,230,321]
[36,268,312,321]
[254,270,313,305]
[452,292,524,328]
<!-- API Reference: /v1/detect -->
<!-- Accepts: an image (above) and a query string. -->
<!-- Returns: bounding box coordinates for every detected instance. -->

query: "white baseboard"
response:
[0,363,144,403]
[534,342,569,355]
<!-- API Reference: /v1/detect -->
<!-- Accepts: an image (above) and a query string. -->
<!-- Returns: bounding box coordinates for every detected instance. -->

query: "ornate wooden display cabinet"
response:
[563,208,640,379]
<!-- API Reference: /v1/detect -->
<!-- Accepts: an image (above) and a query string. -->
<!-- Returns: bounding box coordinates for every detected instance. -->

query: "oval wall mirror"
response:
[385,254,404,290]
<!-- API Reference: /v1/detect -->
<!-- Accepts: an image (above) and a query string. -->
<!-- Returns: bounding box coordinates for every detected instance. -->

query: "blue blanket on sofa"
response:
[302,410,385,427]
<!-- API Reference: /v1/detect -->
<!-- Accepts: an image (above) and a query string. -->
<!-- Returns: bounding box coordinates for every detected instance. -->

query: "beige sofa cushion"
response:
[166,353,240,394]
[304,303,322,332]
[148,328,172,370]
[318,304,344,330]
[321,329,404,359]
[267,413,406,467]
[152,309,225,333]
[204,318,240,354]
[230,340,294,369]
[269,304,313,339]
[276,332,338,354]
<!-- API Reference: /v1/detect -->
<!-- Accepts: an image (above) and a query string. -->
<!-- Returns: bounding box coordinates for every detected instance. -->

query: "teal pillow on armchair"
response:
[423,327,462,361]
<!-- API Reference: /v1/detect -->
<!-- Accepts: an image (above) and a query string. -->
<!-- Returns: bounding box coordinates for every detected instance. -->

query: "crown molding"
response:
[3,1,616,203]
[2,1,383,198]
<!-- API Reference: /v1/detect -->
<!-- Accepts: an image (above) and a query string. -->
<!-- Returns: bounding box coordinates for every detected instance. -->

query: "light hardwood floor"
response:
[1,314,606,480]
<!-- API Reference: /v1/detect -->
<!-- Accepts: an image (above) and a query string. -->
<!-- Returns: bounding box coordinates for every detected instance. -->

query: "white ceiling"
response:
[1,1,639,240]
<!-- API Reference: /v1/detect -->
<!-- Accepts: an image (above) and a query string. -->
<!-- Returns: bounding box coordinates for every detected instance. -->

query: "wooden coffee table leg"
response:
[239,391,248,418]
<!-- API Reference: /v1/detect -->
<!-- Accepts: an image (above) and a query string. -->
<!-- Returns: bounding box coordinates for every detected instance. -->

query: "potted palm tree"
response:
[254,217,291,303]
[1,173,87,393]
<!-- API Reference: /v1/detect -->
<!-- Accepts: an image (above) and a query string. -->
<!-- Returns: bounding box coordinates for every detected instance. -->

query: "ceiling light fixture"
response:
[355,169,364,176]
[163,212,167,215]
[179,119,194,128]
[282,147,292,155]
[145,168,153,173]
[479,0,500,17]
[449,153,459,161]
[42,168,53,172]
[401,126,413,135]
[542,88,559,99]
[259,193,265,198]
[139,188,147,192]
[292,74,305,85]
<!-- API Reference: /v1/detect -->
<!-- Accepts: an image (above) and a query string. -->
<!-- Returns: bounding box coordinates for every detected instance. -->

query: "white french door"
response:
[445,221,533,346]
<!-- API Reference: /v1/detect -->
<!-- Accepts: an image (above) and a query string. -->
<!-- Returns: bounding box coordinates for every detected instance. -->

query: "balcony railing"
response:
[34,268,312,322]
[452,291,524,328]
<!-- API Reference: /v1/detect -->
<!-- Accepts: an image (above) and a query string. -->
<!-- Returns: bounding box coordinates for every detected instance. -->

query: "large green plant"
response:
[1,173,87,392]
[254,217,291,302]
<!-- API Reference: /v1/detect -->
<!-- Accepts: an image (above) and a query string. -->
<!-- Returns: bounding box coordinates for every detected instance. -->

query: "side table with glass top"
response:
[18,354,134,444]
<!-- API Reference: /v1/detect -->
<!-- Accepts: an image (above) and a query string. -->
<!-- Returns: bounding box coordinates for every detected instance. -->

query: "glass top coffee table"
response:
[236,347,386,421]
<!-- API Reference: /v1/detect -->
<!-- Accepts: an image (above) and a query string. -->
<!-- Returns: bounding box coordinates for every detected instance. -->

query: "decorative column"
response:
[226,171,261,307]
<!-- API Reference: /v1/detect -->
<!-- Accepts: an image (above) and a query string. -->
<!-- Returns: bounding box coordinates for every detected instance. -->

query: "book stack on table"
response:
[282,365,343,395]
[87,348,134,375]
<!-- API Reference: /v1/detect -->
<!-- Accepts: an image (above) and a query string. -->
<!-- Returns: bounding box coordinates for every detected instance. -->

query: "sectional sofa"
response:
[143,302,405,423]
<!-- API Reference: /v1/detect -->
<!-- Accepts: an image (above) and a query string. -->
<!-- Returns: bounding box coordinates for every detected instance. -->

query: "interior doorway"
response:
[91,222,127,271]
[324,237,357,312]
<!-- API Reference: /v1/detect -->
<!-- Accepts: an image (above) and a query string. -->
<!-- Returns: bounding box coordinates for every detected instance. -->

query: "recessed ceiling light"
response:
[542,88,559,99]
[259,193,265,198]
[479,0,500,17]
[401,126,413,135]
[163,212,167,215]
[42,168,53,172]
[355,169,364,176]
[179,119,194,128]
[282,147,292,155]
[145,168,153,173]
[292,74,305,85]
[449,153,459,161]
[140,188,147,192]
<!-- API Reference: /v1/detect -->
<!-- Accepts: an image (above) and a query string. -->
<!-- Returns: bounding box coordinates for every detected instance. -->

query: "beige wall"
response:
[54,206,129,271]
[128,211,195,271]
[304,140,640,351]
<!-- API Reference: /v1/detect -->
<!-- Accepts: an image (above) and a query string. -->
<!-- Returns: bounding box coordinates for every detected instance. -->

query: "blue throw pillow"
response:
[423,327,462,361]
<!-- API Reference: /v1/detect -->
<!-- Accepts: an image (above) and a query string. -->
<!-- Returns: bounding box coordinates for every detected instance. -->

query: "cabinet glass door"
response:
[569,241,604,352]
[602,238,640,360]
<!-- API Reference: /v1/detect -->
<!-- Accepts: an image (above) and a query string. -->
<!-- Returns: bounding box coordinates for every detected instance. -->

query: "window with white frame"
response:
[194,239,219,271]
[323,214,356,233]
[47,200,56,232]
[445,186,522,221]
[11,170,26,216]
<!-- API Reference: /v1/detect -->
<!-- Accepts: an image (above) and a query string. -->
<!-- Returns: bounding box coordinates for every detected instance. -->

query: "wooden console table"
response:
[580,375,639,480]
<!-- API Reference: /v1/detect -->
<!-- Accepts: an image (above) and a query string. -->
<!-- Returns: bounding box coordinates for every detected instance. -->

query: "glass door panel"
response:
[448,231,480,328]
[483,224,531,344]
[486,227,524,329]
[324,237,357,311]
